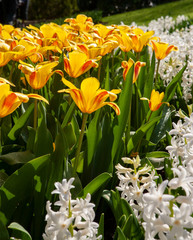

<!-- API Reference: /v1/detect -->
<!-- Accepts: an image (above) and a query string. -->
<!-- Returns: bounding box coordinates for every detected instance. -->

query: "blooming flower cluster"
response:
[43,178,101,240]
[116,115,193,240]
[131,15,193,102]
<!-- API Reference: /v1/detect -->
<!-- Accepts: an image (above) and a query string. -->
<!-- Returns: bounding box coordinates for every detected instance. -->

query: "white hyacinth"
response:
[116,111,193,239]
[43,178,102,240]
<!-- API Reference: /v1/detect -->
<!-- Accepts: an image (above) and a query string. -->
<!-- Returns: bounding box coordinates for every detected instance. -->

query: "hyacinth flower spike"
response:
[58,77,121,172]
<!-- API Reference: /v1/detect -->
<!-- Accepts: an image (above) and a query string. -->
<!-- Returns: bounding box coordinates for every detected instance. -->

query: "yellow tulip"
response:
[141,89,169,112]
[114,31,133,52]
[150,40,178,60]
[122,58,146,82]
[65,14,94,32]
[58,77,121,115]
[63,51,98,78]
[0,83,48,118]
[18,61,63,89]
[130,30,155,52]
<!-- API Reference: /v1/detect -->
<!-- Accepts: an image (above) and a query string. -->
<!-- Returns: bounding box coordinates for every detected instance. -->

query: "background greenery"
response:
[27,0,193,27]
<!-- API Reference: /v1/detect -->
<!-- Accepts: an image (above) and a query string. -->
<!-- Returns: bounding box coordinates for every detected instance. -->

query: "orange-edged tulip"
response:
[0,83,48,118]
[122,58,146,83]
[18,61,63,89]
[130,30,155,52]
[58,77,121,115]
[114,31,133,52]
[63,51,98,78]
[141,89,169,112]
[64,14,94,32]
[150,40,178,60]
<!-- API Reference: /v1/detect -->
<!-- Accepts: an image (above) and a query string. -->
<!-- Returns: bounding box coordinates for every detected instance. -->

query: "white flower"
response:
[168,166,193,195]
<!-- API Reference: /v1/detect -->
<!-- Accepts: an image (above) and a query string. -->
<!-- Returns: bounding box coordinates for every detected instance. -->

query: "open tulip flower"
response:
[130,29,155,52]
[18,60,63,89]
[141,89,169,112]
[122,58,146,83]
[0,83,48,118]
[63,51,99,78]
[58,77,121,115]
[150,40,178,60]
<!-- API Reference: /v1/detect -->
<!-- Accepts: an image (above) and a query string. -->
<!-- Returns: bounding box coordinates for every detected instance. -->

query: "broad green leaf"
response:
[34,102,53,157]
[77,172,112,198]
[8,222,32,240]
[112,65,134,162]
[91,113,114,177]
[127,116,162,154]
[0,154,50,224]
[0,217,9,240]
[0,150,35,165]
[7,103,34,142]
[46,120,68,199]
[150,106,174,148]
[163,64,187,102]
[0,172,8,187]
[86,110,102,172]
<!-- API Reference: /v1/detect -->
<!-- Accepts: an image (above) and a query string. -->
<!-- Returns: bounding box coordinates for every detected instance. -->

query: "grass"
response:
[102,0,193,25]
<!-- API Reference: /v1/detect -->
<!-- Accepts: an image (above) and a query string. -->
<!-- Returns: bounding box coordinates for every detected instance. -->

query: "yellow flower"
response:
[150,40,178,60]
[114,31,133,52]
[64,14,94,32]
[18,61,63,89]
[130,29,155,52]
[141,89,169,112]
[0,83,48,118]
[63,51,98,78]
[121,58,146,82]
[58,77,121,115]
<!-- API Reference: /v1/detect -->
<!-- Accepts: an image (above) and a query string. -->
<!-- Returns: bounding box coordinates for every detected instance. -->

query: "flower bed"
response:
[0,14,192,239]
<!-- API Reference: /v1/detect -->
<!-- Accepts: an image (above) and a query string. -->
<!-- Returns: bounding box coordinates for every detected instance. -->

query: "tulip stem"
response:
[34,99,38,129]
[9,61,15,83]
[155,59,160,87]
[73,113,88,173]
[98,59,102,82]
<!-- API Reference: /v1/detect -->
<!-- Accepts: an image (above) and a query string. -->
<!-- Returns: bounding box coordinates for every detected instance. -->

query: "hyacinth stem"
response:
[168,188,174,217]
[68,199,73,236]
[73,113,88,173]
[155,59,161,86]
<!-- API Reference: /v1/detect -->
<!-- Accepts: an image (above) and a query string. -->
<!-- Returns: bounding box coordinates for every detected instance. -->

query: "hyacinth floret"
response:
[43,178,101,240]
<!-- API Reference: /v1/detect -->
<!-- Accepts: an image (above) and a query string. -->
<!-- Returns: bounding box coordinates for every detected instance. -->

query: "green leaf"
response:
[0,217,9,240]
[34,102,53,157]
[77,172,112,198]
[7,103,34,142]
[127,115,162,154]
[0,150,35,165]
[98,213,104,240]
[112,65,134,162]
[146,151,170,158]
[0,154,50,224]
[163,64,187,102]
[8,222,32,240]
[150,106,174,146]
[117,226,127,240]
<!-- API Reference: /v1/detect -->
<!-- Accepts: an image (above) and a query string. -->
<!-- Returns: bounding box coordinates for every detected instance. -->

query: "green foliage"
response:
[28,0,79,20]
